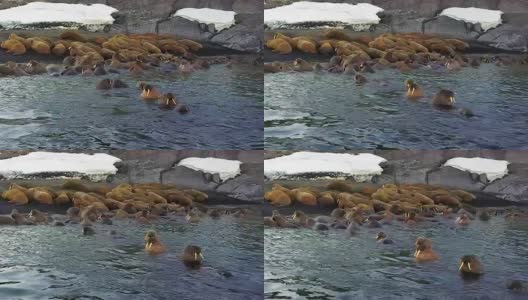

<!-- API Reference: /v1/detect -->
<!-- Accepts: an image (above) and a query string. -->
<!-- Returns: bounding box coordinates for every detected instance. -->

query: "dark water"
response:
[265,215,528,299]
[0,64,263,150]
[0,212,263,300]
[265,64,528,150]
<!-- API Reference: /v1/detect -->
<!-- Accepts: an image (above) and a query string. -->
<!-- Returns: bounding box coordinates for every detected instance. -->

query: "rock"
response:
[478,24,528,52]
[484,175,528,202]
[210,23,262,52]
[216,174,263,201]
[162,166,218,190]
[158,17,213,41]
[423,16,480,40]
[427,166,485,191]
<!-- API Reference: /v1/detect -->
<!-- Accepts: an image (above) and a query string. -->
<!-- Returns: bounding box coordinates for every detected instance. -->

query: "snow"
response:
[264,152,387,181]
[178,157,241,181]
[0,152,121,181]
[0,2,118,31]
[444,157,509,181]
[264,1,384,30]
[440,7,503,31]
[174,8,236,31]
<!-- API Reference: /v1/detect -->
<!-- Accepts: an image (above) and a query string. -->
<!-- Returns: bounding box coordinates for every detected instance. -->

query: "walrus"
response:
[459,255,484,276]
[1,39,26,55]
[141,84,161,100]
[93,62,107,76]
[456,212,471,225]
[405,79,424,99]
[83,225,95,236]
[96,79,113,90]
[272,210,297,228]
[292,58,313,72]
[433,89,456,108]
[414,237,439,262]
[160,93,178,109]
[446,59,462,71]
[28,188,53,205]
[264,217,276,227]
[376,232,393,244]
[185,211,200,224]
[99,214,113,225]
[478,210,491,221]
[10,209,34,225]
[313,223,329,231]
[355,74,367,84]
[330,208,346,219]
[0,215,16,225]
[292,210,314,227]
[111,79,128,88]
[25,60,47,75]
[145,230,167,254]
[2,188,29,205]
[264,61,284,73]
[29,209,48,224]
[266,38,292,54]
[359,62,375,73]
[182,245,204,268]
[61,66,78,76]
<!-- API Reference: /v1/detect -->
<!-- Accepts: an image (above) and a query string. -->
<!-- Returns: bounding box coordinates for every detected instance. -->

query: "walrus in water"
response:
[414,237,440,262]
[272,210,297,228]
[405,79,424,99]
[433,89,457,108]
[292,58,313,72]
[459,255,484,276]
[355,74,367,84]
[141,84,161,100]
[182,245,204,268]
[376,232,394,244]
[10,209,34,225]
[145,230,167,254]
[29,209,48,224]
[456,212,471,225]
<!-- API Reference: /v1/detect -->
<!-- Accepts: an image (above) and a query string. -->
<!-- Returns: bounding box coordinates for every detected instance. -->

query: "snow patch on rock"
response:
[0,2,117,31]
[178,157,241,181]
[0,152,121,181]
[444,157,509,181]
[264,1,384,30]
[174,8,236,31]
[440,7,503,31]
[265,151,387,181]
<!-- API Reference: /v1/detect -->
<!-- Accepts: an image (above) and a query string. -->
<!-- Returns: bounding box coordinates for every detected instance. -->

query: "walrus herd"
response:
[265,180,528,280]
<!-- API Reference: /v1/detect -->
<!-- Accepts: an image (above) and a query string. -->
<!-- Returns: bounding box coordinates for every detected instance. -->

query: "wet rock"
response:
[483,174,528,202]
[478,23,528,52]
[162,166,218,190]
[216,174,263,202]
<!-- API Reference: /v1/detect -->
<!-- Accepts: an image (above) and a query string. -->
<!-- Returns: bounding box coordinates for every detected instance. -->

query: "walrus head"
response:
[142,84,155,96]
[183,245,204,268]
[144,230,159,248]
[376,232,387,241]
[459,255,484,275]
[162,93,178,106]
[414,237,433,257]
[438,89,456,104]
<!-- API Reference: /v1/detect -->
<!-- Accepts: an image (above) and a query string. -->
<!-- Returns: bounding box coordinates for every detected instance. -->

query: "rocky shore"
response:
[265,0,528,53]
[0,150,264,216]
[265,150,528,205]
[0,0,263,53]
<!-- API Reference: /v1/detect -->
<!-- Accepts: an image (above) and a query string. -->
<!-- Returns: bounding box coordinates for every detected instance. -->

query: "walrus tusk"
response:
[411,88,415,96]
[468,263,471,271]
[459,262,464,271]
[147,243,152,249]
[199,253,204,259]
[415,250,421,257]
[194,253,198,260]
[147,89,150,97]
[450,96,456,104]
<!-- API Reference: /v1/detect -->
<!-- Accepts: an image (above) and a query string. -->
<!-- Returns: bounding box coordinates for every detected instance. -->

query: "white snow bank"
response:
[174,8,236,31]
[444,157,509,181]
[264,2,384,29]
[0,152,121,181]
[265,152,387,181]
[178,157,241,181]
[440,7,503,31]
[0,2,117,31]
